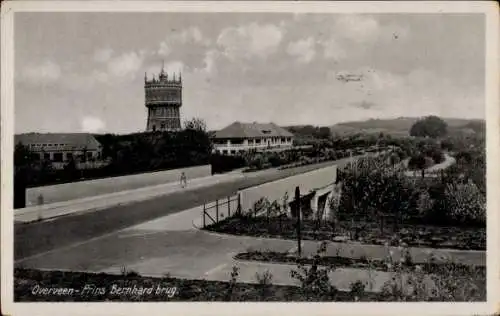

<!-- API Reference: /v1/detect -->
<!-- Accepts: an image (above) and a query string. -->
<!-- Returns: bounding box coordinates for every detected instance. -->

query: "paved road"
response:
[15,156,356,261]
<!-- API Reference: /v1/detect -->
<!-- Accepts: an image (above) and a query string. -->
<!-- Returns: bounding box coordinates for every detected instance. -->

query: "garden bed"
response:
[15,268,384,302]
[205,216,485,251]
[234,251,486,274]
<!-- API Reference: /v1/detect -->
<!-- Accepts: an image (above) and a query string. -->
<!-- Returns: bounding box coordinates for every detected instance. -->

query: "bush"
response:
[290,241,338,300]
[445,182,486,225]
[210,154,246,174]
[408,154,433,171]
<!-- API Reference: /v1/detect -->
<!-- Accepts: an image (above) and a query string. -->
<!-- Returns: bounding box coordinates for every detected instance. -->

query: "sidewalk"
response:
[96,258,412,293]
[403,153,456,177]
[298,239,485,266]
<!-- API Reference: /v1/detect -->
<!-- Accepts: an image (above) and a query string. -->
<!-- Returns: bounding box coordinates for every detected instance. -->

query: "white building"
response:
[213,122,294,155]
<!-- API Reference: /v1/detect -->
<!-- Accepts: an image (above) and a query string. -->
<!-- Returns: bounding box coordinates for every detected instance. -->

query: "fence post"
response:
[237,193,241,215]
[228,196,231,218]
[295,186,302,257]
[216,199,219,223]
[203,203,206,228]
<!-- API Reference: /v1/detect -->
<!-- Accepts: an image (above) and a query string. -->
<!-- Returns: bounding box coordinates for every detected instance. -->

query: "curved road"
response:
[15,156,358,261]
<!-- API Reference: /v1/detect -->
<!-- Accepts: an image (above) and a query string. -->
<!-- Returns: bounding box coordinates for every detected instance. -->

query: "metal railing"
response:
[202,193,241,228]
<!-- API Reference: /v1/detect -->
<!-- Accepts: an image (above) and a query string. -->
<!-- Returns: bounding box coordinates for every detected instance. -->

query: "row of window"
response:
[151,121,181,131]
[215,137,292,145]
[30,143,69,148]
[146,95,180,102]
[34,151,97,162]
[146,90,179,96]
[150,107,180,117]
[217,149,244,155]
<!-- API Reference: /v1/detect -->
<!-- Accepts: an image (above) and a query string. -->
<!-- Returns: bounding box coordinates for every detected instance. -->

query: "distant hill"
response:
[329,117,485,137]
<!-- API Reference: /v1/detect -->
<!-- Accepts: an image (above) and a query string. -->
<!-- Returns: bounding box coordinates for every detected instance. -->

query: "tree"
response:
[184,117,207,132]
[409,116,448,138]
[14,142,36,170]
[317,127,332,139]
[14,142,37,209]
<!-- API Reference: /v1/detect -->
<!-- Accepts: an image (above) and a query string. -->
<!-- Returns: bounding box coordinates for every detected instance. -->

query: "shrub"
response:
[225,265,240,301]
[416,190,434,218]
[255,270,274,299]
[445,182,486,225]
[408,154,433,171]
[247,154,267,170]
[349,281,366,301]
[290,241,338,300]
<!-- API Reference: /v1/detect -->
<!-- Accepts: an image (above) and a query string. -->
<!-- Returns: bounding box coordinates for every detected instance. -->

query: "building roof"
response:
[14,133,102,151]
[214,122,294,139]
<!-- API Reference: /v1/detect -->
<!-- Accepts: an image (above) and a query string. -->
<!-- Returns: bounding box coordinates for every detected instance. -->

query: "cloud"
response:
[176,26,206,44]
[19,60,61,84]
[335,15,380,43]
[351,100,378,110]
[107,51,145,78]
[200,50,219,74]
[286,37,316,63]
[146,60,185,78]
[81,116,106,133]
[157,26,209,57]
[325,67,483,119]
[94,48,114,63]
[217,23,284,60]
[62,51,146,90]
[321,38,347,61]
[158,42,172,57]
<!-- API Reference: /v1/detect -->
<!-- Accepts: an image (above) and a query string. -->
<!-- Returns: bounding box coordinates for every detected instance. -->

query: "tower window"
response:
[161,123,165,130]
[152,125,156,132]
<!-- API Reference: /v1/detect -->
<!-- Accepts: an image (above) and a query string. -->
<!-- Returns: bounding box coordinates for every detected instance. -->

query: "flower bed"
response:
[235,251,485,275]
[14,268,382,302]
[205,216,485,251]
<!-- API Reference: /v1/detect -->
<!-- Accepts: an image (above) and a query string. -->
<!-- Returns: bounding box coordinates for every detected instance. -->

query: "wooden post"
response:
[216,199,219,223]
[228,196,231,218]
[295,186,302,257]
[237,193,241,215]
[203,203,206,228]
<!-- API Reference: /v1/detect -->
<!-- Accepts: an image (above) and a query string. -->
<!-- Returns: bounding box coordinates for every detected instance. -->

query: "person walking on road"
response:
[180,171,187,188]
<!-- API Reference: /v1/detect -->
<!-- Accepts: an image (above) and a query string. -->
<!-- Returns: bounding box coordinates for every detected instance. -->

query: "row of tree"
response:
[14,119,213,191]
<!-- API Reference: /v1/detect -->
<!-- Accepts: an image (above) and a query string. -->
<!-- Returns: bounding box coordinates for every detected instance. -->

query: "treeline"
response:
[285,125,332,143]
[94,129,212,173]
[14,129,212,189]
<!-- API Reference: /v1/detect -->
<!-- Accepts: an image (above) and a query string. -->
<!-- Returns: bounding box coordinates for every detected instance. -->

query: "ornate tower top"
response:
[145,62,182,87]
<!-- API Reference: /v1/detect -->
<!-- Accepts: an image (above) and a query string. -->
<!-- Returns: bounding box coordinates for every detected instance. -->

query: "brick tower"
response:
[145,64,182,132]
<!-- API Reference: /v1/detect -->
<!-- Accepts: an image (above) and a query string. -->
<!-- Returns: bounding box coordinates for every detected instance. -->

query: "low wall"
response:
[26,164,212,206]
[238,165,337,213]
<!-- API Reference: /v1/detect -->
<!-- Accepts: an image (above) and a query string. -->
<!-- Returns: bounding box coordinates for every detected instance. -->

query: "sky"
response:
[14,12,485,134]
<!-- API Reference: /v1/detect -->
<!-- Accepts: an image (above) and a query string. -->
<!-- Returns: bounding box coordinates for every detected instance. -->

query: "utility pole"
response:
[295,186,302,257]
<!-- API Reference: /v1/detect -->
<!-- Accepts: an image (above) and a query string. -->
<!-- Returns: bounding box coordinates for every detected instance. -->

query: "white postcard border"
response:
[1,2,498,316]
